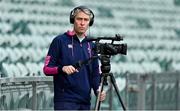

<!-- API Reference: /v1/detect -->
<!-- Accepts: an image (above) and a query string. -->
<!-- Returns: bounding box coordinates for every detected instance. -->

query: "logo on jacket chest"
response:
[68,44,73,48]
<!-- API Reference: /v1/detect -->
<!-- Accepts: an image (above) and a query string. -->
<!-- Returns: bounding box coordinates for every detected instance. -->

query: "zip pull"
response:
[88,42,92,57]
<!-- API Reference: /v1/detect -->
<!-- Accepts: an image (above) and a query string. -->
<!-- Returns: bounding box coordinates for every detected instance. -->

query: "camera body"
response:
[89,34,127,56]
[95,43,127,55]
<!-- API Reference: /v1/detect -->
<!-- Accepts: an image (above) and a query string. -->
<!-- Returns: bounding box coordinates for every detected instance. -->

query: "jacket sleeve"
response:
[43,37,63,76]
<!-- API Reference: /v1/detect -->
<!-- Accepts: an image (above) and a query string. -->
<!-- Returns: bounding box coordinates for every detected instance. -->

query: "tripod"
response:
[94,55,126,111]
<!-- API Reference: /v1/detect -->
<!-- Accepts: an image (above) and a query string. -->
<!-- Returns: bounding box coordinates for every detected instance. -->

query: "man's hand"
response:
[62,65,78,75]
[97,90,106,101]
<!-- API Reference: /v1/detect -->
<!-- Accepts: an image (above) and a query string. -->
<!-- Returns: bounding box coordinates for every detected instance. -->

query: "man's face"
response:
[74,11,90,36]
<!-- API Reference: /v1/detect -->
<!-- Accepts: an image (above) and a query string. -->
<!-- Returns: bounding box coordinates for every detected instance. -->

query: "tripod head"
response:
[99,55,112,86]
[100,55,111,73]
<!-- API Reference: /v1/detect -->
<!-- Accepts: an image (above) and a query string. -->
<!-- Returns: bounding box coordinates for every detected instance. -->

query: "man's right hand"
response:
[62,65,79,75]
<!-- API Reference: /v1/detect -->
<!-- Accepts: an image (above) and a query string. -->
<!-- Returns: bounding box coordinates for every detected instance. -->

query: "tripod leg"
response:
[110,74,126,110]
[95,75,105,111]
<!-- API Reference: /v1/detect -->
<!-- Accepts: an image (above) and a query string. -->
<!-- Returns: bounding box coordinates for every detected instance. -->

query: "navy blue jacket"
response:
[43,31,100,104]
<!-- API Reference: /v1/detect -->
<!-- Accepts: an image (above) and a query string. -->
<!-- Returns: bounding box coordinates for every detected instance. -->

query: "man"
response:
[43,6,106,110]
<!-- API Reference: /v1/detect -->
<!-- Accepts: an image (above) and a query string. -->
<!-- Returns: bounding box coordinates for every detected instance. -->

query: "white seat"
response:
[171,62,180,71]
[115,77,126,92]
[18,34,32,47]
[25,62,40,76]
[0,36,6,46]
[38,62,45,76]
[2,63,14,77]
[11,64,21,77]
[16,62,29,77]
[0,48,8,62]
[8,35,20,47]
[141,61,162,73]
[5,48,18,63]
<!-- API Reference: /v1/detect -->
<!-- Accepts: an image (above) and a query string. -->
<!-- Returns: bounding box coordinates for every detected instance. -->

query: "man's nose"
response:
[80,19,85,25]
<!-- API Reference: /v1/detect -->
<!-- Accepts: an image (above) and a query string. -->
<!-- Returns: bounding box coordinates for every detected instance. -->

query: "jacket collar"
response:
[66,30,87,38]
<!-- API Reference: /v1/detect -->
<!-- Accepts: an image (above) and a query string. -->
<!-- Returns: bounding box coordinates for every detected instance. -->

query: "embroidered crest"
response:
[68,44,73,48]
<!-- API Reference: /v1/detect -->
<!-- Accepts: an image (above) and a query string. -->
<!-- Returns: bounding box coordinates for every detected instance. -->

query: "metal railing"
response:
[1,71,180,110]
[0,76,53,110]
[126,71,180,110]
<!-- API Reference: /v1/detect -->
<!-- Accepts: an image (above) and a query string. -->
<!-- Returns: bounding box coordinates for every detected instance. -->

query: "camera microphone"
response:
[115,34,124,41]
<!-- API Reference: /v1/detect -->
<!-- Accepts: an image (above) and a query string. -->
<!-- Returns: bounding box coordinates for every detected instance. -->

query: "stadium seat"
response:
[141,62,162,73]
[16,62,29,76]
[38,62,45,76]
[8,34,21,47]
[0,48,8,63]
[2,63,13,77]
[18,34,32,48]
[0,36,7,47]
[171,62,180,71]
[10,63,21,77]
[25,62,41,76]
[5,47,19,63]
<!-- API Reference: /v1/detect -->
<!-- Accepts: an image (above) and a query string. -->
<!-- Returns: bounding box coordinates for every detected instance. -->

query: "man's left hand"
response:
[98,90,106,101]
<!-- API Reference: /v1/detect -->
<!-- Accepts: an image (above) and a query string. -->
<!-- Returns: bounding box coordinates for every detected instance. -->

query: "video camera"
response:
[73,34,127,70]
[87,34,127,55]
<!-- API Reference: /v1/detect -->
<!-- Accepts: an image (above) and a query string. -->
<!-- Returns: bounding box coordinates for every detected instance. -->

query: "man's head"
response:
[70,6,94,36]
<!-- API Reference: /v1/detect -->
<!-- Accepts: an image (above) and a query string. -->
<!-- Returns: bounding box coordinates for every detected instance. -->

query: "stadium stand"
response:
[0,0,180,110]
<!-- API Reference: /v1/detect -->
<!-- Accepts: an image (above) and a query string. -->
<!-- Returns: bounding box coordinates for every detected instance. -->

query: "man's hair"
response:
[70,6,94,26]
